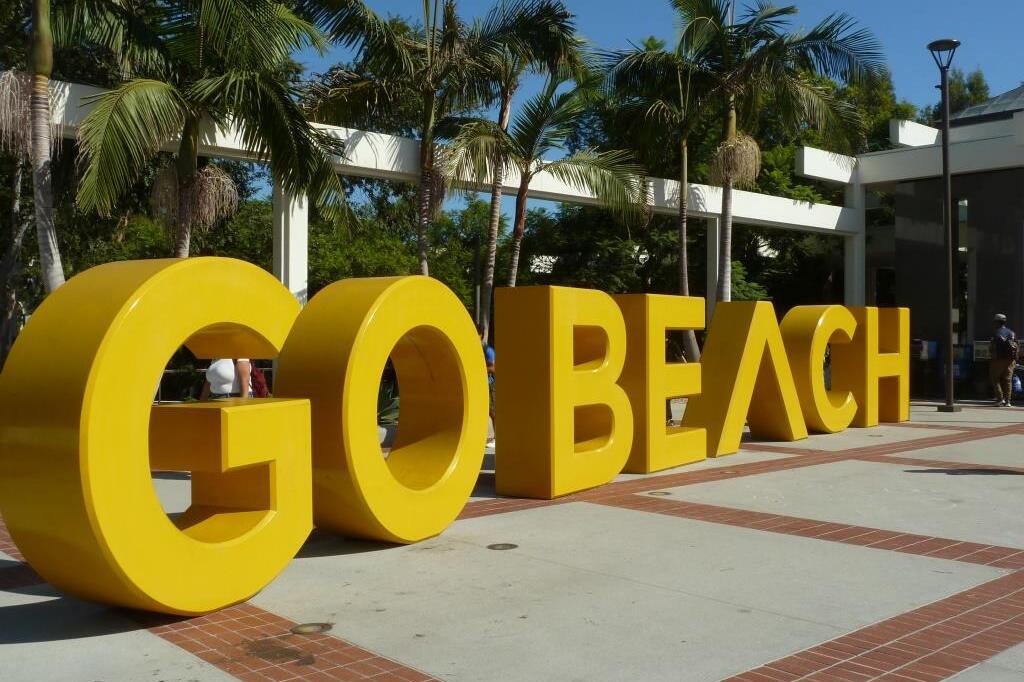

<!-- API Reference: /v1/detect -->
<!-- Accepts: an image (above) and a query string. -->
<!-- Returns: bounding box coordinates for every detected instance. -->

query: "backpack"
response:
[995,331,1018,360]
[250,365,270,397]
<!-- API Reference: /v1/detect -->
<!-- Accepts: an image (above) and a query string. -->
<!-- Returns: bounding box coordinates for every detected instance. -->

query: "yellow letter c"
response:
[780,305,858,433]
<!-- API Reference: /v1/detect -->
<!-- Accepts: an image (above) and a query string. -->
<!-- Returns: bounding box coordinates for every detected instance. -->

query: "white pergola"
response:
[52,80,869,315]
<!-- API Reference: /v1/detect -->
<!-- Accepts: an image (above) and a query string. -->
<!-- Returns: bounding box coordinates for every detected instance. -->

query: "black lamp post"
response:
[929,38,961,413]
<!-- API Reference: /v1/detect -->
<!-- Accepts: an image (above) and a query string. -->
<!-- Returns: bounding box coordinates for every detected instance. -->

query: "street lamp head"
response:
[928,39,960,69]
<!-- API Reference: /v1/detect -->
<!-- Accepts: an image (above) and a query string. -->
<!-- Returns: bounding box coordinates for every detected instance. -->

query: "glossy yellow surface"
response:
[681,301,808,457]
[831,307,911,427]
[274,276,488,544]
[0,258,309,615]
[494,286,633,499]
[615,294,706,473]
[780,305,858,433]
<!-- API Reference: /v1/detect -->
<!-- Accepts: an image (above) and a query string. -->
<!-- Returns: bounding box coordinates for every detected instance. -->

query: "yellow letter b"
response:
[495,286,633,499]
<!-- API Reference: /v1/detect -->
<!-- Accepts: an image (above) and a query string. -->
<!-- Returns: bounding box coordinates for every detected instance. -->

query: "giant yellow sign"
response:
[0,258,909,615]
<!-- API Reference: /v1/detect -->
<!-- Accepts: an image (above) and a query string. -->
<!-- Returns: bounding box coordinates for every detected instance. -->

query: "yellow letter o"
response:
[274,276,488,544]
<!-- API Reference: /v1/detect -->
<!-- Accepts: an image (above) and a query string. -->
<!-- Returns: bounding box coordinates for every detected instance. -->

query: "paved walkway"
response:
[4,403,1024,681]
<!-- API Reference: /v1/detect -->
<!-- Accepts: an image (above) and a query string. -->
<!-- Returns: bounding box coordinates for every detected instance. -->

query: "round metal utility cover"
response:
[290,623,333,635]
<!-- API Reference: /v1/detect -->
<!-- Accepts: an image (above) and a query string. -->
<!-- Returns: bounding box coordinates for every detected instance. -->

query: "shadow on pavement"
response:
[472,471,496,499]
[295,529,395,559]
[0,589,152,644]
[906,468,1024,476]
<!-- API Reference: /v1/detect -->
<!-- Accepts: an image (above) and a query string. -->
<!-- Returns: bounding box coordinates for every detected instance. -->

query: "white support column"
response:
[705,217,720,324]
[272,182,309,304]
[843,184,867,306]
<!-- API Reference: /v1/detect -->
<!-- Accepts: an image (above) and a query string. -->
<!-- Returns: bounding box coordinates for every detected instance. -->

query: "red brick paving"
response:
[138,603,438,682]
[590,494,1024,570]
[890,422,980,432]
[724,571,1024,681]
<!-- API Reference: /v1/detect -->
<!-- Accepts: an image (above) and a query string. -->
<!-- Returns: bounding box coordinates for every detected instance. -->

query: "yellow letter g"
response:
[0,258,310,615]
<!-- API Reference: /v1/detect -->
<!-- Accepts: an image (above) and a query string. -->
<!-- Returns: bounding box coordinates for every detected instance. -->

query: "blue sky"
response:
[299,0,1024,114]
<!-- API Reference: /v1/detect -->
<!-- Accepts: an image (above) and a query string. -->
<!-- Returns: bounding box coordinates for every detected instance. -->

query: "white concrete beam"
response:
[889,120,940,148]
[857,132,1024,184]
[52,80,862,237]
[796,147,857,185]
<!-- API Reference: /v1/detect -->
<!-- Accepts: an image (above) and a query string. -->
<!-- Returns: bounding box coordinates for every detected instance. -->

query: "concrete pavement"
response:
[3,403,1024,681]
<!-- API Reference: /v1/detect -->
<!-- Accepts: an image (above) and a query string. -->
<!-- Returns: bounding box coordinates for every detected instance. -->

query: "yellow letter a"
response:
[681,301,808,456]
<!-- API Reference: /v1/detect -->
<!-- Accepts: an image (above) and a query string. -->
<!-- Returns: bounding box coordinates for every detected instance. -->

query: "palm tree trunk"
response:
[717,177,733,302]
[506,177,529,287]
[173,115,199,258]
[416,156,432,276]
[678,139,700,361]
[30,0,64,293]
[479,94,513,339]
[716,105,738,303]
[416,95,437,277]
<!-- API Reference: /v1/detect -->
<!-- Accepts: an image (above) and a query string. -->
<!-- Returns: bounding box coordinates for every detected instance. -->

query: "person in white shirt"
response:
[200,358,252,400]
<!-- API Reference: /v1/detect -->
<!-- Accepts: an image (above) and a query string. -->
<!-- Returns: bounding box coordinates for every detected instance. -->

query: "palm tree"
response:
[76,1,346,258]
[307,0,565,277]
[471,0,579,338]
[605,36,714,361]
[1,0,171,293]
[673,0,882,302]
[445,76,643,287]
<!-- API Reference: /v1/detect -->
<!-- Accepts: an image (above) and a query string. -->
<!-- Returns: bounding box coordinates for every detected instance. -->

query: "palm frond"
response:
[206,1,326,70]
[476,0,578,74]
[188,70,347,217]
[541,148,644,216]
[302,68,404,126]
[52,0,172,79]
[785,13,883,83]
[76,78,189,215]
[740,1,799,37]
[436,117,516,195]
[296,0,413,77]
[509,78,586,163]
[770,69,863,151]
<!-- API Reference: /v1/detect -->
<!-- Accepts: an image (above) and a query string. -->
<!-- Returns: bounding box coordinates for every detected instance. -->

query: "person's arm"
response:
[236,360,252,398]
[199,380,211,401]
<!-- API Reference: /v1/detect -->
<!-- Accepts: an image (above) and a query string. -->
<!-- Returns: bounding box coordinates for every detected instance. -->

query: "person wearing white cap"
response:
[990,314,1018,406]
